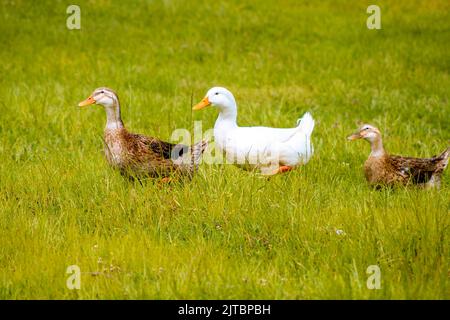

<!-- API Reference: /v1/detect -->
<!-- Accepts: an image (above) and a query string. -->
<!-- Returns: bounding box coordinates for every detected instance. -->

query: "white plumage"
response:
[193,87,315,175]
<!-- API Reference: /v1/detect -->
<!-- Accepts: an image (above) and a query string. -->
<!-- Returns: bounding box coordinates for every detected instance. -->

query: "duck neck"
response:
[369,136,385,157]
[104,98,124,130]
[216,104,238,127]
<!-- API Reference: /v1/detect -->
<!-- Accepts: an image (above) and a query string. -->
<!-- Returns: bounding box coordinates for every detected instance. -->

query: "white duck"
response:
[193,87,315,175]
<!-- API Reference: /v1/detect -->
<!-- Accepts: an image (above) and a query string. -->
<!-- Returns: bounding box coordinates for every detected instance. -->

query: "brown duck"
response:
[78,87,207,180]
[347,124,449,188]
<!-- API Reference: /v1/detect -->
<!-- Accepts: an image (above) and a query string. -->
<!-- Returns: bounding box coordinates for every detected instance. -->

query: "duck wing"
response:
[128,133,189,161]
[389,152,447,183]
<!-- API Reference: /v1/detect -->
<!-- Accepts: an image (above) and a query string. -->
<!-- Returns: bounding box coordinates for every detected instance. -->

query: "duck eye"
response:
[100,90,104,94]
[215,92,219,95]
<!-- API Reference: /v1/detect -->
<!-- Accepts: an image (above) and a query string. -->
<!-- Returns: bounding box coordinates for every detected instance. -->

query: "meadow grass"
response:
[0,0,449,299]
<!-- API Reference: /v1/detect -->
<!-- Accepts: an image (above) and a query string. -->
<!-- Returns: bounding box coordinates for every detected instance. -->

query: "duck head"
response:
[347,124,381,143]
[78,87,119,108]
[193,87,237,113]
[348,124,385,156]
[79,87,123,129]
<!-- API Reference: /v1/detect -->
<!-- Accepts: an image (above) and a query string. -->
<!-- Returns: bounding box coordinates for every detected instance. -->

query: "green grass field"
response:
[0,0,449,299]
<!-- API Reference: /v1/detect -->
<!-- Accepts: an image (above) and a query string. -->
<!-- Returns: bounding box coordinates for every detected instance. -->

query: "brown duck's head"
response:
[347,124,381,143]
[78,87,119,108]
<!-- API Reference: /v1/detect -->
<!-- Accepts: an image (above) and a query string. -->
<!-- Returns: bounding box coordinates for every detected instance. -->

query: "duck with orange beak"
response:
[193,87,315,175]
[347,124,449,188]
[78,87,208,180]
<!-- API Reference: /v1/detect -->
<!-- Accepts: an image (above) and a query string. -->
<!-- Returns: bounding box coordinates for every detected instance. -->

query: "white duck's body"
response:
[194,87,315,175]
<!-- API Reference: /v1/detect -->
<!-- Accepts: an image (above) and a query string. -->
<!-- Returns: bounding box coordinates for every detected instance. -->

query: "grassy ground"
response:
[0,0,449,299]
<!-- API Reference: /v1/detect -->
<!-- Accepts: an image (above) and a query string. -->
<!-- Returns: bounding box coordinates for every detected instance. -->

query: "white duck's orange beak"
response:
[78,96,96,107]
[192,97,211,110]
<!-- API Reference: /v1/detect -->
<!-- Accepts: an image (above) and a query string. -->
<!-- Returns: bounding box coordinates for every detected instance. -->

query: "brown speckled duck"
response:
[78,87,207,180]
[347,124,449,188]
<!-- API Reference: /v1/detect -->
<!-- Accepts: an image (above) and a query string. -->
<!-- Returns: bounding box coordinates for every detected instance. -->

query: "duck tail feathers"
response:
[296,112,315,137]
[191,139,208,167]
[438,146,450,170]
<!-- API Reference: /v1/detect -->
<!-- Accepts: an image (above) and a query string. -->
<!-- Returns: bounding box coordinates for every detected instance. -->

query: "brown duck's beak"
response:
[192,97,211,110]
[78,96,96,107]
[347,133,362,141]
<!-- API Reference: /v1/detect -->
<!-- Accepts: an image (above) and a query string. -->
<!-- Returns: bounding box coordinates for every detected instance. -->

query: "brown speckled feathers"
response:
[79,87,207,180]
[348,124,449,188]
[104,127,207,179]
[364,148,449,187]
